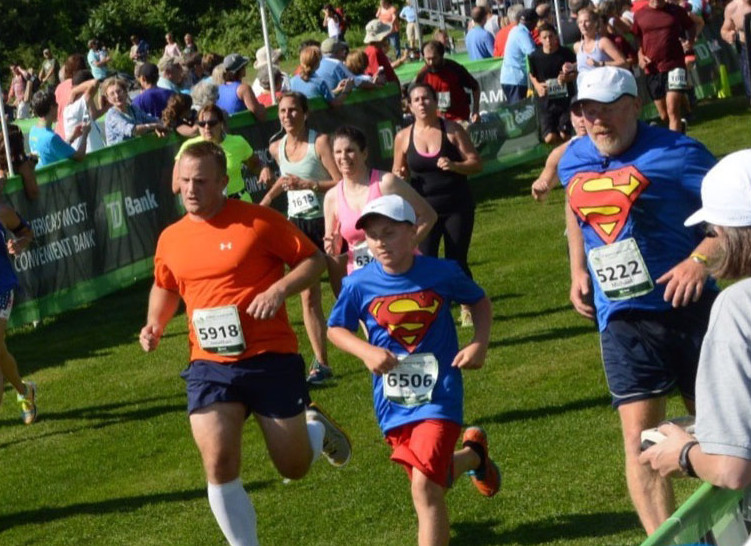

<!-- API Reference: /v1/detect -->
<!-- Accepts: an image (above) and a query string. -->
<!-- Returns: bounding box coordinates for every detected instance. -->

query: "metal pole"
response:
[414,0,424,56]
[258,0,278,105]
[0,85,14,177]
[552,0,564,43]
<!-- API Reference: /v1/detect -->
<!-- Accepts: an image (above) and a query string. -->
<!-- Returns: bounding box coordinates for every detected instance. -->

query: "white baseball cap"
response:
[355,194,416,229]
[573,67,638,104]
[685,150,751,227]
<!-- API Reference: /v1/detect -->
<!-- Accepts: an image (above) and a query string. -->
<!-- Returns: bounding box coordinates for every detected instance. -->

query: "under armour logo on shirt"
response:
[219,242,232,250]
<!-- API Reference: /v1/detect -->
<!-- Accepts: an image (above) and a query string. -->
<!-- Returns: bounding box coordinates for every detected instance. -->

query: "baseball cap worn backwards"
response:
[573,67,638,105]
[356,195,417,229]
[685,149,751,228]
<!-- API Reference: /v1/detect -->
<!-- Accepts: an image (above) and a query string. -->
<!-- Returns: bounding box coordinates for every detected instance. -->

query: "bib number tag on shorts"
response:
[288,189,319,217]
[588,238,654,301]
[192,305,246,355]
[382,353,439,407]
[667,68,688,91]
[352,241,374,270]
[546,79,568,98]
[437,91,451,110]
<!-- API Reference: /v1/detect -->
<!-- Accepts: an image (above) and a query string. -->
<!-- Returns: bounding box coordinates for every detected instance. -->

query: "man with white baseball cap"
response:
[558,66,720,534]
[640,149,751,494]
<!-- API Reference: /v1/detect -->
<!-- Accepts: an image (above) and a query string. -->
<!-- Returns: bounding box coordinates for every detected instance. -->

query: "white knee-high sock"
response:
[307,419,324,464]
[207,478,258,546]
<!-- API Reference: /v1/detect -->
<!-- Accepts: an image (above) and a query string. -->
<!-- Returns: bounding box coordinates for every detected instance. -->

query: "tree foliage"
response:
[1,0,381,90]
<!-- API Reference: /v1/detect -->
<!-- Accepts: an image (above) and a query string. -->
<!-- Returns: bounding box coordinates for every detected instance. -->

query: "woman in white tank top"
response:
[574,7,628,78]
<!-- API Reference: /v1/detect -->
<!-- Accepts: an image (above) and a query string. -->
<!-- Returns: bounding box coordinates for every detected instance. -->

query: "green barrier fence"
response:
[641,483,748,546]
[2,86,403,328]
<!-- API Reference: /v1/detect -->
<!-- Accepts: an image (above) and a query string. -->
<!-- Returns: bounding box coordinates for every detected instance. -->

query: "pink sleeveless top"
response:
[336,169,383,273]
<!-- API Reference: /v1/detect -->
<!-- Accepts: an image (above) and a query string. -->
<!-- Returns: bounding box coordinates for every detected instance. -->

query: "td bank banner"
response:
[4,87,403,327]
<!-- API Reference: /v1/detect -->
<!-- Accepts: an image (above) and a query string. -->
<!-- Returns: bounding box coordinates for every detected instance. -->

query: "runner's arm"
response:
[391,127,410,179]
[315,133,341,192]
[451,295,492,369]
[323,189,343,255]
[440,122,482,175]
[566,196,596,320]
[140,283,181,351]
[598,37,629,69]
[721,5,737,44]
[0,204,33,255]
[380,173,438,245]
[532,140,569,201]
[328,326,399,375]
[246,251,326,320]
[656,236,719,307]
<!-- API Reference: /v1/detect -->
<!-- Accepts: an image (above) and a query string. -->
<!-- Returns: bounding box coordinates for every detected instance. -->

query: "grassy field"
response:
[1,97,750,545]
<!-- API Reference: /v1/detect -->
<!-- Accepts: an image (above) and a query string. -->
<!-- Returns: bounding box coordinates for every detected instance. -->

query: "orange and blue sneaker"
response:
[463,426,501,497]
[17,381,37,425]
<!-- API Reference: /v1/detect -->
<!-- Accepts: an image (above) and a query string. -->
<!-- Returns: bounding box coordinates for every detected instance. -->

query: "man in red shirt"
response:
[363,19,401,86]
[633,0,696,131]
[414,40,481,123]
[140,141,351,545]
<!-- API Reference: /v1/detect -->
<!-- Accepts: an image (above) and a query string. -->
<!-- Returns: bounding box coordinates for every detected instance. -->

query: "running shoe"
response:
[463,426,501,497]
[17,381,37,425]
[306,402,351,468]
[460,307,474,328]
[307,360,334,385]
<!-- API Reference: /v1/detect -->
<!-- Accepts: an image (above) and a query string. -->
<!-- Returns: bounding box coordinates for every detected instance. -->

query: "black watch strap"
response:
[679,440,699,478]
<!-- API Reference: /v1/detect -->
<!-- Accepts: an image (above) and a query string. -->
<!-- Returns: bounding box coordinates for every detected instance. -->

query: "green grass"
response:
[1,97,750,545]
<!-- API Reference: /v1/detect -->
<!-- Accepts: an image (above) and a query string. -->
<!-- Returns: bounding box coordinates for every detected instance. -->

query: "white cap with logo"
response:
[573,66,638,105]
[685,149,751,227]
[355,194,416,229]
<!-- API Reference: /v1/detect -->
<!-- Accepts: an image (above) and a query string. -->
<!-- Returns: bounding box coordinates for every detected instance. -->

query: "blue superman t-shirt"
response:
[328,255,485,434]
[558,122,717,330]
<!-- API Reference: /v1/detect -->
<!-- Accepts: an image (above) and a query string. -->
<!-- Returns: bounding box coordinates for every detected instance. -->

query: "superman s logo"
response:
[369,291,444,353]
[568,166,650,244]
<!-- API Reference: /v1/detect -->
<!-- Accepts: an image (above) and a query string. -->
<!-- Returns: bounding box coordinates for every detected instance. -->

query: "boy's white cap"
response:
[573,67,638,105]
[685,150,751,227]
[355,194,416,229]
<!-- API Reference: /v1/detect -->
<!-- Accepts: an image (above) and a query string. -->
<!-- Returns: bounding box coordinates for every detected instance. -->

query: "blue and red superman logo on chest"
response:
[368,291,444,353]
[567,166,651,244]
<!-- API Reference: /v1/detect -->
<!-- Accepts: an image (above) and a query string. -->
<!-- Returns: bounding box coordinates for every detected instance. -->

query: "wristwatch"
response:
[678,440,699,478]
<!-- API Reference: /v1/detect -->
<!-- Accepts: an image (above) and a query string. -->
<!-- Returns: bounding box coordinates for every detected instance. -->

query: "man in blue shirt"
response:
[558,67,718,535]
[28,89,90,168]
[317,38,351,92]
[466,6,496,60]
[499,8,538,103]
[133,63,175,119]
[400,3,418,50]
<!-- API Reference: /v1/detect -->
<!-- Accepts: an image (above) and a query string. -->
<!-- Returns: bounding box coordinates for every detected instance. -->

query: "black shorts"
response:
[181,353,311,418]
[291,216,325,252]
[599,291,716,408]
[645,71,686,101]
[538,97,572,137]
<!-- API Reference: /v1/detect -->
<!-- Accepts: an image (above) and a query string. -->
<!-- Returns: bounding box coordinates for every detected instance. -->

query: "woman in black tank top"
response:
[392,82,482,325]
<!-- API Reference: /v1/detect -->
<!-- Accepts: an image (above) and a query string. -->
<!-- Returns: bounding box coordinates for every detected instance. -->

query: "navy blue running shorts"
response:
[600,290,716,408]
[181,353,311,418]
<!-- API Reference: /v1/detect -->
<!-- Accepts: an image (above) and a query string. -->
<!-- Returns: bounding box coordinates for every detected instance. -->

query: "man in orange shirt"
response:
[140,141,351,546]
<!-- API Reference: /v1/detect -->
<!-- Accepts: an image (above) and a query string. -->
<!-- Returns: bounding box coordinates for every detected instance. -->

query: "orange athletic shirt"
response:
[154,199,318,363]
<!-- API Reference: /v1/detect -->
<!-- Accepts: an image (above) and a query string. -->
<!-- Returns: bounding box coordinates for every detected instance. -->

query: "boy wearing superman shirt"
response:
[327,194,499,546]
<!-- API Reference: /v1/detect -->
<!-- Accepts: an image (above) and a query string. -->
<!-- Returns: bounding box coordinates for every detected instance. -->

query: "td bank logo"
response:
[104,192,128,239]
[377,121,394,158]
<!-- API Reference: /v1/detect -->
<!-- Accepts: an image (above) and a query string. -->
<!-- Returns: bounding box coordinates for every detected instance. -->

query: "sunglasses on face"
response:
[704,224,717,238]
[198,119,221,128]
